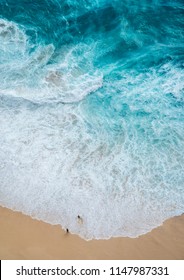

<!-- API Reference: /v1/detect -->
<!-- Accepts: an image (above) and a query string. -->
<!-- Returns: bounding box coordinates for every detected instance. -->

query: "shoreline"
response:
[0,206,184,260]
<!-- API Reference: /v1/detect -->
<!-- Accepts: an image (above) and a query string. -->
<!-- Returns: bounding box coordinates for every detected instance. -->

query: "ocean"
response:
[0,0,184,240]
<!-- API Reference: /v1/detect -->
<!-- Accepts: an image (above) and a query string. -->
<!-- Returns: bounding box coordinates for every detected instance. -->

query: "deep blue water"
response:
[0,0,184,239]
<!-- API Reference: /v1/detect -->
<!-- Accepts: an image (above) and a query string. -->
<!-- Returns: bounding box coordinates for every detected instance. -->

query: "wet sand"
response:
[0,206,184,260]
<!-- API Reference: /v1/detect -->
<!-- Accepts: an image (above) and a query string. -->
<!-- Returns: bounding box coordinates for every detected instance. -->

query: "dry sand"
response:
[0,206,184,260]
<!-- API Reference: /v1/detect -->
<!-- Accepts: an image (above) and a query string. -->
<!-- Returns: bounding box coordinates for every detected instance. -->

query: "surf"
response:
[0,0,184,240]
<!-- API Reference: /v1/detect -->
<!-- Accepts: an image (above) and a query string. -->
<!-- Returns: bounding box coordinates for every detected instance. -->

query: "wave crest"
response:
[0,19,103,103]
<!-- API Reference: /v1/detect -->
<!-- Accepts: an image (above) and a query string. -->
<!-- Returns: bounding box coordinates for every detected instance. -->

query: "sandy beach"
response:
[0,206,184,260]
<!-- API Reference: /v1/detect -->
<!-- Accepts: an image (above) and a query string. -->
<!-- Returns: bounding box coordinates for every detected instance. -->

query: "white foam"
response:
[0,18,27,55]
[0,20,103,103]
[1,69,103,103]
[0,63,184,239]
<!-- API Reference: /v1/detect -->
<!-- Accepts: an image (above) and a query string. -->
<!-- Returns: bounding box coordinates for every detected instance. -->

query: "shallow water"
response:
[0,0,184,239]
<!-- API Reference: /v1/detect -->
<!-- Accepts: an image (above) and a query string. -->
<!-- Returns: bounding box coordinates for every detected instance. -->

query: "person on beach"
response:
[77,215,83,224]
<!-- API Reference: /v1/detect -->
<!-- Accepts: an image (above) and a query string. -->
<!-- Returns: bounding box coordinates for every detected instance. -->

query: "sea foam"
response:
[0,0,184,240]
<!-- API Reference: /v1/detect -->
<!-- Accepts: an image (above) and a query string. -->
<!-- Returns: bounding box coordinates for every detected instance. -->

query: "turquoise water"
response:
[0,0,184,239]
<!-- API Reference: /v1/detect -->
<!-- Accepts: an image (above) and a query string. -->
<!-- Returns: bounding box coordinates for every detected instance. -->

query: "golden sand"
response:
[0,206,184,260]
